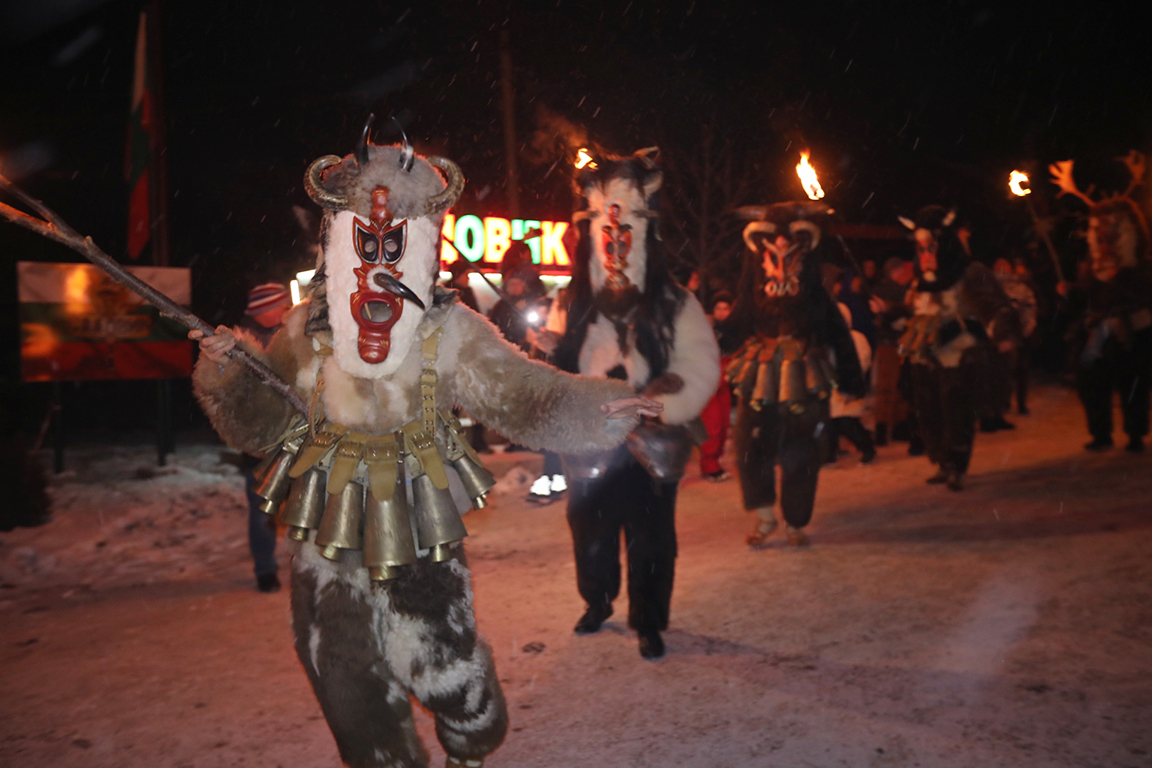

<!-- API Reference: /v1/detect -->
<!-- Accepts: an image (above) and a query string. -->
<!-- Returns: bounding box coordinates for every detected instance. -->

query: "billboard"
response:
[18,262,192,382]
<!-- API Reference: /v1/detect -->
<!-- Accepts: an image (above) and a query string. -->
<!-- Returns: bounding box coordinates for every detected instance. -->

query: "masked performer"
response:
[726,202,865,549]
[551,147,720,660]
[189,119,658,768]
[1051,152,1152,452]
[896,207,1020,490]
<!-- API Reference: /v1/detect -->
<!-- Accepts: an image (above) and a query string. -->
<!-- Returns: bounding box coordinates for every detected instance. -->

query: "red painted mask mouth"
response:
[601,203,634,292]
[350,186,410,364]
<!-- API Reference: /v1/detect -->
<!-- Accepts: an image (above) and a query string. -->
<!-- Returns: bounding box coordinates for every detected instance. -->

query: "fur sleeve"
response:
[192,305,311,455]
[441,305,638,455]
[654,293,721,425]
[960,263,1022,345]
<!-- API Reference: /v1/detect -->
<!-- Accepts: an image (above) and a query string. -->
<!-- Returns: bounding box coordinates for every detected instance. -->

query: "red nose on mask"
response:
[350,186,407,364]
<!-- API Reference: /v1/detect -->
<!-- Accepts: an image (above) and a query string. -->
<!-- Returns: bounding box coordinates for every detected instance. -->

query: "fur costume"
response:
[193,125,638,768]
[1050,153,1152,448]
[727,202,865,535]
[552,147,719,652]
[895,206,1020,484]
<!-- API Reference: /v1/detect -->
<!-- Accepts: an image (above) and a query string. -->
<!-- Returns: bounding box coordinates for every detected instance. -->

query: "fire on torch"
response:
[796,151,825,201]
[575,148,598,170]
[1009,170,1031,197]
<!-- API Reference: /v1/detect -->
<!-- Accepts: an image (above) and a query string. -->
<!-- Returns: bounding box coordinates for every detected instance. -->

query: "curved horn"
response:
[393,116,415,173]
[304,155,349,211]
[897,216,916,231]
[423,156,465,215]
[356,113,375,168]
[743,221,777,252]
[789,220,822,250]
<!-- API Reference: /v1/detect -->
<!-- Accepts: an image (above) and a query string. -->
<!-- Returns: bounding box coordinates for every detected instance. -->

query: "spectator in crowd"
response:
[235,282,291,592]
[699,291,738,481]
[828,302,876,463]
[868,257,913,446]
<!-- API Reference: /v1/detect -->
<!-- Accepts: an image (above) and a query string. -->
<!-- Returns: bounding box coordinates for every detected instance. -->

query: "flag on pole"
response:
[125,10,151,261]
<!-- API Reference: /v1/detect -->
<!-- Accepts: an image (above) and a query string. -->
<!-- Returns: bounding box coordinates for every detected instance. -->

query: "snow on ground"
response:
[1,384,1150,768]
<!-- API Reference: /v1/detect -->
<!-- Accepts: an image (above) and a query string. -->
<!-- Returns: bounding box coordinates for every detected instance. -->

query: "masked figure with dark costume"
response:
[896,206,1021,490]
[551,147,720,660]
[726,202,866,548]
[188,119,659,768]
[1051,152,1152,452]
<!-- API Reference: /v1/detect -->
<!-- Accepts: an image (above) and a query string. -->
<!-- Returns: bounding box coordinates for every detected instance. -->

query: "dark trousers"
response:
[244,469,278,577]
[911,357,978,474]
[734,398,828,529]
[987,349,1015,418]
[1077,340,1152,441]
[1015,346,1030,412]
[542,450,564,477]
[567,457,678,634]
[831,416,874,457]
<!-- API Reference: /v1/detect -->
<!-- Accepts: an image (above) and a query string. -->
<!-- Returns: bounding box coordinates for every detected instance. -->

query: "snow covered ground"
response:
[1,383,1150,768]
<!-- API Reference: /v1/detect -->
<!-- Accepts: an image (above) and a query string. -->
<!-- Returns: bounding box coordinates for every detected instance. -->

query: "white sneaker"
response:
[550,474,568,493]
[529,475,552,497]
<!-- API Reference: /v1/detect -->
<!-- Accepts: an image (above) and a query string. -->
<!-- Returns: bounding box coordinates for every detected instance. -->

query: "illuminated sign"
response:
[440,215,570,270]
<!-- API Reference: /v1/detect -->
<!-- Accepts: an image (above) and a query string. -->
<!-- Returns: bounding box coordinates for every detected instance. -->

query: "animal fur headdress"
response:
[898,205,970,292]
[729,200,835,335]
[1049,151,1150,281]
[303,115,463,377]
[554,147,684,379]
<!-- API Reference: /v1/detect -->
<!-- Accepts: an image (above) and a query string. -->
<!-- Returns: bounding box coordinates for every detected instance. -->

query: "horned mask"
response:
[1049,151,1150,282]
[304,116,463,377]
[738,201,830,299]
[572,147,662,312]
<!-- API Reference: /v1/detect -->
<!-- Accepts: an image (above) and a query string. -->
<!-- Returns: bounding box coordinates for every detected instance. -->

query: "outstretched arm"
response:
[442,306,657,455]
[190,306,312,455]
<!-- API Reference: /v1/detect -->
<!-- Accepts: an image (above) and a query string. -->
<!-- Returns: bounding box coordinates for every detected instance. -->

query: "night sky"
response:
[1,0,1149,428]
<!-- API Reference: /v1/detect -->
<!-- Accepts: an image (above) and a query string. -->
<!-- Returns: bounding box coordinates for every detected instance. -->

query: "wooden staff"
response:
[0,173,308,415]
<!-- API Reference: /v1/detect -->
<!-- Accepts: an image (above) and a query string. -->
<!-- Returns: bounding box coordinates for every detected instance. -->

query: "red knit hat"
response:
[245,283,290,315]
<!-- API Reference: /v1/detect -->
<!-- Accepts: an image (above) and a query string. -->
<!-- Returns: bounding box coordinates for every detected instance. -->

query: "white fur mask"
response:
[324,209,440,378]
[583,177,654,293]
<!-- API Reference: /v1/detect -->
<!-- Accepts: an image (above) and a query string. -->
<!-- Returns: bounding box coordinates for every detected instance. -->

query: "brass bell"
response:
[430,543,457,563]
[451,454,496,510]
[255,449,296,515]
[279,468,327,532]
[779,359,808,404]
[805,353,830,397]
[315,479,365,558]
[411,472,468,551]
[363,466,417,580]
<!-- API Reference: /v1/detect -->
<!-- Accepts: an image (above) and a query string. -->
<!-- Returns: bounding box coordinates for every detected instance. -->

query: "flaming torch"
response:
[796,151,825,201]
[1009,170,1031,197]
[1008,169,1063,282]
[574,148,598,171]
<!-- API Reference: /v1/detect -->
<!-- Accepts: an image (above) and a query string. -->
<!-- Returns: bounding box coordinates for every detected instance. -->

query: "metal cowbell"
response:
[364,464,417,581]
[280,468,327,541]
[411,471,467,553]
[315,479,365,560]
[805,353,831,398]
[779,359,807,404]
[451,454,496,509]
[255,450,296,515]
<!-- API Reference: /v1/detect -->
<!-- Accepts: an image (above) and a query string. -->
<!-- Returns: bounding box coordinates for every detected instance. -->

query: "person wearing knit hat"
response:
[235,281,292,592]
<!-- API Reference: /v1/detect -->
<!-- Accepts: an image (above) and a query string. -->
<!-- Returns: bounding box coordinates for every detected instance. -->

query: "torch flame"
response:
[1009,170,1031,197]
[796,151,825,201]
[575,148,597,170]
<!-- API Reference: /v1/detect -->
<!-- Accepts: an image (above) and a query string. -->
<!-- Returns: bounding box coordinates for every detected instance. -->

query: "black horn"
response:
[393,116,415,173]
[355,113,375,168]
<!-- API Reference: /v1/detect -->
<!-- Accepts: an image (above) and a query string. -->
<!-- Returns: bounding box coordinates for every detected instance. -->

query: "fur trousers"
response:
[567,457,679,634]
[734,397,828,529]
[911,355,978,474]
[290,549,508,768]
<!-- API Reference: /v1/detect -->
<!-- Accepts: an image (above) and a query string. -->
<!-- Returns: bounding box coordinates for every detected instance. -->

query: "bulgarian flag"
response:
[125,10,152,261]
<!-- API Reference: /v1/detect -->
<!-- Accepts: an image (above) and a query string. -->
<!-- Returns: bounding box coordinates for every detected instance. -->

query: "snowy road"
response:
[2,384,1150,768]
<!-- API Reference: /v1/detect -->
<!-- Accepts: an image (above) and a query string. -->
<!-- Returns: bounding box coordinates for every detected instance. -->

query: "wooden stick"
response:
[0,173,308,414]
